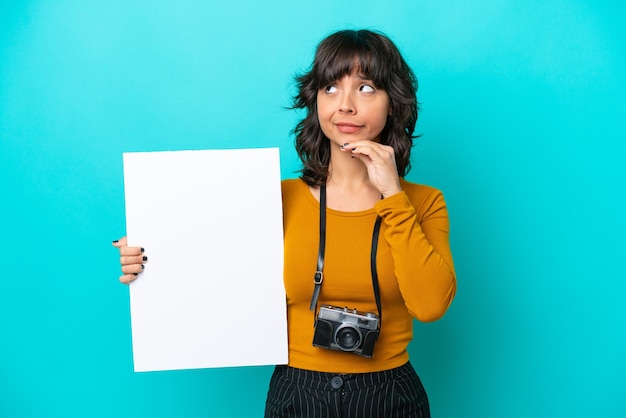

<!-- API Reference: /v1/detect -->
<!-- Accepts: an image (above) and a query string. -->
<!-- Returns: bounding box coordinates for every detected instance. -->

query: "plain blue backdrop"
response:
[1,1,624,417]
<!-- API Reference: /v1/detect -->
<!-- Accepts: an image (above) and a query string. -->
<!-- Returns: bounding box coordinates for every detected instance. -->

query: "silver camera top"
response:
[318,304,379,330]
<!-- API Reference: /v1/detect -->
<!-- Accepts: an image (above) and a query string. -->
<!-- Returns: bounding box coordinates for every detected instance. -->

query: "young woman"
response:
[114,29,456,418]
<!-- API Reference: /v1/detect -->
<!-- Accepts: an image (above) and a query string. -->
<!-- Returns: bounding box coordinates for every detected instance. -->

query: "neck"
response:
[312,147,381,211]
[326,144,370,187]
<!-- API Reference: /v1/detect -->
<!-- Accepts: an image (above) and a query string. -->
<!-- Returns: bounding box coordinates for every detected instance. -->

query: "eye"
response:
[324,85,337,93]
[360,84,375,93]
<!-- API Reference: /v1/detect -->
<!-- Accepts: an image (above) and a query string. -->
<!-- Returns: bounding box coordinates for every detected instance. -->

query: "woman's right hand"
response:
[112,236,147,284]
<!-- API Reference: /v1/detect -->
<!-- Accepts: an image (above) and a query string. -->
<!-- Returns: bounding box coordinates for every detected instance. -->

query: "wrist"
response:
[381,183,402,198]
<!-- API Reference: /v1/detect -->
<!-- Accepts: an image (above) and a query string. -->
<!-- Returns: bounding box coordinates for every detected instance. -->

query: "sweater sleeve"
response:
[374,189,456,322]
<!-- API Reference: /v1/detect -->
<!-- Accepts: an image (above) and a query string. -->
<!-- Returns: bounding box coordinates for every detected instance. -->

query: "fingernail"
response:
[142,256,148,261]
[351,147,356,151]
[112,240,118,243]
[141,265,145,270]
[133,273,139,276]
[141,247,145,253]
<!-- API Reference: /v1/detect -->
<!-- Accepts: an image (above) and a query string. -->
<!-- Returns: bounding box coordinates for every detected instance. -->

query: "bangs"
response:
[311,30,392,89]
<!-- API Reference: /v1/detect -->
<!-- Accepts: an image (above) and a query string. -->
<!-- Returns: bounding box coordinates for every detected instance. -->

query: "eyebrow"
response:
[325,72,375,86]
[342,73,373,85]
[356,75,378,86]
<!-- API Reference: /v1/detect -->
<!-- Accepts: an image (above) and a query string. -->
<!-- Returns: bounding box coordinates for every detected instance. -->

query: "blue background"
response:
[1,1,624,417]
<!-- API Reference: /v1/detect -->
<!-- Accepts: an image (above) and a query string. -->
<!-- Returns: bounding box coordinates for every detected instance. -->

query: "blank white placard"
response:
[123,148,287,372]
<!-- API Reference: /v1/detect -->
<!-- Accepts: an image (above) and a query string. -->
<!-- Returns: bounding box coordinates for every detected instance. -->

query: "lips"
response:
[335,122,362,134]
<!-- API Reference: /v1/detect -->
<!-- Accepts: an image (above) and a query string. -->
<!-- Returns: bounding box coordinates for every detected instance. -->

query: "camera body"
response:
[312,304,380,358]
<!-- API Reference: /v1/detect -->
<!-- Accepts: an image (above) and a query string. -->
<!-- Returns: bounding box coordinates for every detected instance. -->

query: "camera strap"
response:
[309,184,383,323]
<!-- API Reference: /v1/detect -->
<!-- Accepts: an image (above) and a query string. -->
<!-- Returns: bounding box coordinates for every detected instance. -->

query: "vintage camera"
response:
[312,304,380,358]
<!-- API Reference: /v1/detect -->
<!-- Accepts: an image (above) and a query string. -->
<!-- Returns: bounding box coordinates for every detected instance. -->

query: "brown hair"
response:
[293,29,419,186]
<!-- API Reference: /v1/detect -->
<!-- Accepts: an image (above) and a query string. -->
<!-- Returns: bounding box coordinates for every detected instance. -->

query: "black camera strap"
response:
[309,182,327,312]
[309,184,383,323]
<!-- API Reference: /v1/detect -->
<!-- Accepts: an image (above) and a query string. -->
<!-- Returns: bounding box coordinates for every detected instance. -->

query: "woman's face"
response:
[316,73,391,147]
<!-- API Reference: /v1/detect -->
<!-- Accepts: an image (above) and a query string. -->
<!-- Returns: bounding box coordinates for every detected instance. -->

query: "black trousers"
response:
[264,362,430,418]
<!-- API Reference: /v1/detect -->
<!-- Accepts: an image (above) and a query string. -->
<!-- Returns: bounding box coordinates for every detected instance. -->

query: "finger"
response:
[112,236,127,248]
[120,254,148,266]
[351,143,394,160]
[122,264,145,275]
[119,273,139,284]
[350,146,381,166]
[120,246,145,256]
[341,140,391,151]
[112,237,145,256]
[341,142,379,159]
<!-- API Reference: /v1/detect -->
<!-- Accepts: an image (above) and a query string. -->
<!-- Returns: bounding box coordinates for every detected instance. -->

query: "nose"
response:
[339,92,355,114]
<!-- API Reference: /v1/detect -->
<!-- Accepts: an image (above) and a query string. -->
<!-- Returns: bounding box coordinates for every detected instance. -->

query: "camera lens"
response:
[334,324,362,351]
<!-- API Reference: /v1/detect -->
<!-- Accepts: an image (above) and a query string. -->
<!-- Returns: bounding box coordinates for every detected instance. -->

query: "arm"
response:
[375,189,456,322]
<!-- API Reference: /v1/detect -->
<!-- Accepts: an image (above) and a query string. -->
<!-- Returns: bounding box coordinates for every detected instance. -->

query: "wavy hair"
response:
[293,29,419,186]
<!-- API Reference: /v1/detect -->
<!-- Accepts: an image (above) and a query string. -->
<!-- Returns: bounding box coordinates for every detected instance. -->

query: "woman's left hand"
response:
[341,141,402,198]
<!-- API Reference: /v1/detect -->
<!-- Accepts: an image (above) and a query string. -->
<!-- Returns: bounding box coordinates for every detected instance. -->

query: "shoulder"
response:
[280,178,316,216]
[281,178,304,195]
[400,179,444,200]
[281,178,308,206]
[400,179,447,216]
